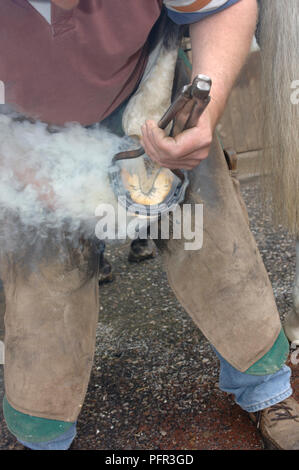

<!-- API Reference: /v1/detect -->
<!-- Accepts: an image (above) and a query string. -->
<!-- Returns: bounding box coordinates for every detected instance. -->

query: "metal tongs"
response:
[108,74,211,217]
[112,74,212,180]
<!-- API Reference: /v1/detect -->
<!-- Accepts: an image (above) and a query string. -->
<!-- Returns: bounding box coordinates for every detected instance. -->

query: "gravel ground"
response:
[0,177,297,450]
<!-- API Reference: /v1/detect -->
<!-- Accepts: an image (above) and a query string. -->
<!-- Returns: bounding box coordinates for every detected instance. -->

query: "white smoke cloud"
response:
[0,112,129,253]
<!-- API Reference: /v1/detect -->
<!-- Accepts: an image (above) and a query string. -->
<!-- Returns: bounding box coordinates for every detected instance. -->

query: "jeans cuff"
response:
[239,387,293,413]
[18,422,77,450]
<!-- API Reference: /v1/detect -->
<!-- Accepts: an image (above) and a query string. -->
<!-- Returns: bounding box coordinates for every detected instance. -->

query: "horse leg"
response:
[284,240,299,344]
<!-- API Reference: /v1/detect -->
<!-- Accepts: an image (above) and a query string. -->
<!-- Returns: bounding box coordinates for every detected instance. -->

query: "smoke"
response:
[258,0,299,236]
[0,111,129,257]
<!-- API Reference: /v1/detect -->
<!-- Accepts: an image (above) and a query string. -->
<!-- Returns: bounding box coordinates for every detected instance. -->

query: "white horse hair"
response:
[258,0,299,342]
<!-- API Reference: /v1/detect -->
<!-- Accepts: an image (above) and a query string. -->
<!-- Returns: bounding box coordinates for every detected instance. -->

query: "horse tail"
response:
[258,0,299,235]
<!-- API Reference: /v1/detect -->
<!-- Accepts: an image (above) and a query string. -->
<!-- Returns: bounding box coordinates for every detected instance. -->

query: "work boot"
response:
[128,238,155,263]
[249,397,299,449]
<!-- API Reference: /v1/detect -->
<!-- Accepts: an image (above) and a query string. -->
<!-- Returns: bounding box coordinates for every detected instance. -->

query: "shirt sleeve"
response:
[164,0,242,24]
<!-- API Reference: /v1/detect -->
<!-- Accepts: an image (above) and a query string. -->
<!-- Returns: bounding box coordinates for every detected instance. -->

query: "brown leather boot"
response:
[249,397,299,449]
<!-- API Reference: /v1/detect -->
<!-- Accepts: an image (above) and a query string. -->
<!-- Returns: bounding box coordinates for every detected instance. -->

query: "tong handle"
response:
[162,75,211,181]
[158,84,192,130]
[182,75,211,131]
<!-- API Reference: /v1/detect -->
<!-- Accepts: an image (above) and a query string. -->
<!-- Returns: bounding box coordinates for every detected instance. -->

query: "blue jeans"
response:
[18,422,77,451]
[214,349,292,413]
[19,349,292,450]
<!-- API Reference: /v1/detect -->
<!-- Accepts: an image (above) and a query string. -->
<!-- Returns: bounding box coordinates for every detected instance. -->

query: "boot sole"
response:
[248,413,281,450]
[262,437,280,450]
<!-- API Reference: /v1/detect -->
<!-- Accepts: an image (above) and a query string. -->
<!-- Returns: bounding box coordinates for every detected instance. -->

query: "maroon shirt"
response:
[0,0,163,125]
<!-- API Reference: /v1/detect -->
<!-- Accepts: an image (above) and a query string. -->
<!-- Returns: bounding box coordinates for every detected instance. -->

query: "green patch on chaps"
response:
[3,396,74,443]
[245,329,289,375]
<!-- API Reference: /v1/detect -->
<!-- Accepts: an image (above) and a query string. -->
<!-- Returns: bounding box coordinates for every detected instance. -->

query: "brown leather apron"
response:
[159,135,282,372]
[1,238,99,421]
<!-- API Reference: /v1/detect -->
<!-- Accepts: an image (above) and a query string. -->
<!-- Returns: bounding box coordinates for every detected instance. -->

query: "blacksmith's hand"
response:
[140,107,214,171]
